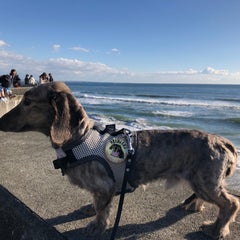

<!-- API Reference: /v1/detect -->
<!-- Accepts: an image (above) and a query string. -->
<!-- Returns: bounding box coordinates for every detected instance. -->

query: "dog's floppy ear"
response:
[50,92,72,146]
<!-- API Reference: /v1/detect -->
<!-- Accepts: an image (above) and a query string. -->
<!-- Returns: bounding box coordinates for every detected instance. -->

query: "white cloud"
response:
[52,44,61,52]
[157,67,230,76]
[201,67,229,75]
[0,49,239,84]
[106,48,121,55]
[0,40,8,47]
[111,48,120,54]
[185,68,199,74]
[0,50,44,75]
[47,58,129,80]
[69,46,89,52]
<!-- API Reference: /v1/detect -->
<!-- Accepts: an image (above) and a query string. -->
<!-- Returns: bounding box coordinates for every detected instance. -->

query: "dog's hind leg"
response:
[200,190,239,240]
[191,182,239,239]
[181,193,205,212]
[85,190,114,236]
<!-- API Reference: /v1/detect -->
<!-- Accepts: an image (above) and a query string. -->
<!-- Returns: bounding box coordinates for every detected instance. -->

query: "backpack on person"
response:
[0,75,11,88]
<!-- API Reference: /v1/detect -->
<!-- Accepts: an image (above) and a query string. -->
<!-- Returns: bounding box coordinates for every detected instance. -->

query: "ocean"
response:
[65,81,240,190]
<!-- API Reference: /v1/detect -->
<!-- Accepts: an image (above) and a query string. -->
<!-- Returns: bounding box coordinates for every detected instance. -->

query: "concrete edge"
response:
[12,87,33,95]
[0,87,32,117]
[0,185,67,240]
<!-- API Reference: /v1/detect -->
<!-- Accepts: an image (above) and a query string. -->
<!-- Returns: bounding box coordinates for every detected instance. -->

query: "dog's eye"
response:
[23,98,31,106]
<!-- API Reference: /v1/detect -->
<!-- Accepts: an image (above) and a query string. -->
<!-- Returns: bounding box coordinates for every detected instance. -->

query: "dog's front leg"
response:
[85,190,114,236]
[181,193,205,212]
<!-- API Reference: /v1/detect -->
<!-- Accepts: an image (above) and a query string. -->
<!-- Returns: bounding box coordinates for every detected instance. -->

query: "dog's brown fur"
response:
[0,82,239,239]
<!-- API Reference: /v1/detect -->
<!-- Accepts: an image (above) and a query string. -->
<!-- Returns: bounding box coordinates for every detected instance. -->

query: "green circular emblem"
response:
[105,136,128,163]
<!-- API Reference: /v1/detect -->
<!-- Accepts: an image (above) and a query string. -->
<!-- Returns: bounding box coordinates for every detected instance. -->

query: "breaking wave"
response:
[76,93,240,110]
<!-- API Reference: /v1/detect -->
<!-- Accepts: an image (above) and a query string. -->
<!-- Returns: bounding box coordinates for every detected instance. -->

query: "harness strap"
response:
[93,123,116,135]
[94,123,131,137]
[53,152,115,182]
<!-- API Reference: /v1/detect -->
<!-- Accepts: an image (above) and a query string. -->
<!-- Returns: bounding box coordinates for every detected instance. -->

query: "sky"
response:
[0,0,240,84]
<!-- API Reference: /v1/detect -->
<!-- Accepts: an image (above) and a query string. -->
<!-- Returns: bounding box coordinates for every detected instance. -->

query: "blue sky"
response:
[0,0,240,83]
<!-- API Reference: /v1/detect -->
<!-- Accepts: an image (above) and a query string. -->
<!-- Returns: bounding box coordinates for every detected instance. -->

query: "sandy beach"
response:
[0,131,239,239]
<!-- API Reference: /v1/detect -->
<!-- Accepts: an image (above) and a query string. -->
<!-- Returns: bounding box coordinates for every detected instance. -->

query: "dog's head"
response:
[0,82,91,147]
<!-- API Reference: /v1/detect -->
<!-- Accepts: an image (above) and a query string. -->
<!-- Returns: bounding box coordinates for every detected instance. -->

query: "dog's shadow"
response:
[46,204,212,240]
[46,204,95,226]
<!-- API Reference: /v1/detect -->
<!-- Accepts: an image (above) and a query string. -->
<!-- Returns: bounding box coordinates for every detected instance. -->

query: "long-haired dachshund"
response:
[0,82,239,239]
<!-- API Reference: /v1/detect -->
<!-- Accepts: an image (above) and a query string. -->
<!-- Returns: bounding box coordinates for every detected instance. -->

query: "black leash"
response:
[110,157,133,240]
[110,129,135,240]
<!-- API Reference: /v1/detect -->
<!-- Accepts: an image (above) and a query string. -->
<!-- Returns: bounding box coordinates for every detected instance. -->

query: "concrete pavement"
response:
[0,131,239,240]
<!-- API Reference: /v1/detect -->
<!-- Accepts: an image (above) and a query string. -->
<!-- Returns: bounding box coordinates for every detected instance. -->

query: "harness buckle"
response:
[53,157,67,176]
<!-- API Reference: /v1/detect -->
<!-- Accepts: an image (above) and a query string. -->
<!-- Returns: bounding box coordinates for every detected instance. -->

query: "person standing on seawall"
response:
[10,69,21,87]
[48,73,54,82]
[39,72,49,84]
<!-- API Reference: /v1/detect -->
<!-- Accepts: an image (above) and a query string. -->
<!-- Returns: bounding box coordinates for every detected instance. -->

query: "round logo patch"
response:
[105,136,128,163]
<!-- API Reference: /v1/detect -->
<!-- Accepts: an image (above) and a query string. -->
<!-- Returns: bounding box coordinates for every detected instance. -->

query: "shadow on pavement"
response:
[47,204,212,240]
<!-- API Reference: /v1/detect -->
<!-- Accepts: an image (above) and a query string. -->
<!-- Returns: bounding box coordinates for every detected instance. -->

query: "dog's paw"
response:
[80,204,96,217]
[200,221,217,239]
[84,219,107,236]
[200,221,228,240]
[181,197,204,212]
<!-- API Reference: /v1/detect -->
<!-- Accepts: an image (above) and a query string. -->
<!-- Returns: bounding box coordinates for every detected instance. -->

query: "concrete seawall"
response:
[0,87,31,117]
